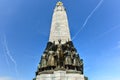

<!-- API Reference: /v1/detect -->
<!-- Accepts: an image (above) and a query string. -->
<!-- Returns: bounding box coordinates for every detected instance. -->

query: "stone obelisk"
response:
[33,1,88,80]
[49,1,71,44]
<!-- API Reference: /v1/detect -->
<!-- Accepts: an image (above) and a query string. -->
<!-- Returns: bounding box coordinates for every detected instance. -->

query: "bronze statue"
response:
[37,63,41,72]
[73,54,80,70]
[38,41,84,72]
[47,51,56,69]
[71,51,76,59]
[80,59,83,74]
[41,54,47,68]
[56,40,64,68]
[65,51,72,69]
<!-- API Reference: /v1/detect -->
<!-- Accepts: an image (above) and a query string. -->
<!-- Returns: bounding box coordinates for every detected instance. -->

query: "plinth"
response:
[36,70,86,80]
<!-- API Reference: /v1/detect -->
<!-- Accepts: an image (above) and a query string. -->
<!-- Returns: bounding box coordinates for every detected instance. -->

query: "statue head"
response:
[42,54,46,58]
[44,50,48,53]
[49,51,54,55]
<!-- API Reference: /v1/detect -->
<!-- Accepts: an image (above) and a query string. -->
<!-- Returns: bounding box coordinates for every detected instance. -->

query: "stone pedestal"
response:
[36,71,86,80]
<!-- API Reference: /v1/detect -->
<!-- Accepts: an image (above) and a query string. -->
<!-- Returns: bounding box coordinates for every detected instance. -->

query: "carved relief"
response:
[37,41,84,74]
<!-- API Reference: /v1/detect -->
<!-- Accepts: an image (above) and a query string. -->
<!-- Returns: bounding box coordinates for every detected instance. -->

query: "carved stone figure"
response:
[73,54,80,70]
[66,44,70,50]
[38,63,41,69]
[65,51,72,66]
[73,55,79,66]
[41,54,47,68]
[47,51,55,67]
[80,59,83,74]
[37,63,41,72]
[39,41,84,72]
[56,40,64,68]
[71,51,76,59]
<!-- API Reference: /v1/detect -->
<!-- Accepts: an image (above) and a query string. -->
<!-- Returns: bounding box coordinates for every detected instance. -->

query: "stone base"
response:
[36,70,86,80]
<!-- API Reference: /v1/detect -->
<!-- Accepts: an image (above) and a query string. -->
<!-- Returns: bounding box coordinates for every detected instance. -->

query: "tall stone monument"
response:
[33,1,88,80]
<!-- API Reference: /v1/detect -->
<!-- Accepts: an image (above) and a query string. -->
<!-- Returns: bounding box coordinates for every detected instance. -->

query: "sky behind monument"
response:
[0,0,120,80]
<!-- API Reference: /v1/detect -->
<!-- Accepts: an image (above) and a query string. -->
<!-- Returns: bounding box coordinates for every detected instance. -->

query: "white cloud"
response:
[72,0,104,40]
[1,34,18,76]
[0,77,13,80]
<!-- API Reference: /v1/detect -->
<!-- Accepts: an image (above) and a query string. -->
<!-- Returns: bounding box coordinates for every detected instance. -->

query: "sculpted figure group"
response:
[37,40,83,75]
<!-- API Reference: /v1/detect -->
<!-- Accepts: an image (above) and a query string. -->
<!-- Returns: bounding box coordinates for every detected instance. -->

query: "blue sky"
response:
[0,0,120,80]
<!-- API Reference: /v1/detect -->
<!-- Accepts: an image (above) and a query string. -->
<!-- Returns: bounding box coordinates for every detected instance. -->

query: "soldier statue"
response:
[64,51,72,69]
[56,40,64,68]
[80,59,83,74]
[47,51,56,70]
[40,53,47,71]
[73,54,80,70]
[37,63,41,72]
[71,50,76,59]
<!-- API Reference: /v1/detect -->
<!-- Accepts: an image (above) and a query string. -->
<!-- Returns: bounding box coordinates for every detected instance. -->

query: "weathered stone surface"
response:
[36,71,86,80]
[49,1,71,44]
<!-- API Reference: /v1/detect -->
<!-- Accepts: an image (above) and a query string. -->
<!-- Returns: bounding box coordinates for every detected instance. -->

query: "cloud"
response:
[0,77,13,80]
[1,34,18,78]
[96,24,120,40]
[72,0,104,40]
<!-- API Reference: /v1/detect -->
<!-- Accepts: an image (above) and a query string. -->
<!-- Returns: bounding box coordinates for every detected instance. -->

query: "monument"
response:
[33,1,88,80]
